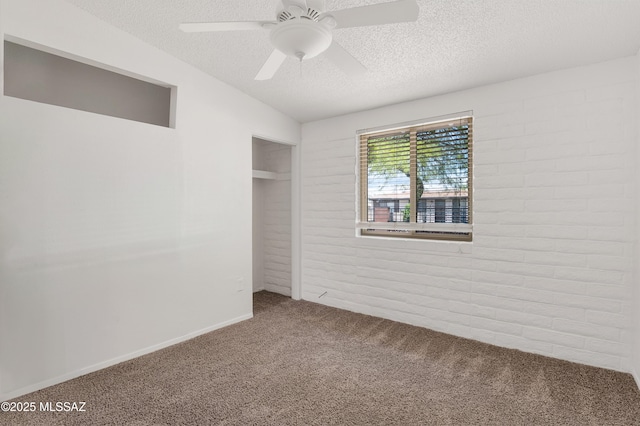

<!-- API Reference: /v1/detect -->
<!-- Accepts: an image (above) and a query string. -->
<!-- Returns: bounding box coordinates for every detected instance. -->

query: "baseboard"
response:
[633,369,640,392]
[0,313,252,402]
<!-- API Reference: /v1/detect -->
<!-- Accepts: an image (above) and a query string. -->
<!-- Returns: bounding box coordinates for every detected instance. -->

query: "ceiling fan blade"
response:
[324,41,367,77]
[255,49,288,81]
[326,0,419,29]
[179,21,275,32]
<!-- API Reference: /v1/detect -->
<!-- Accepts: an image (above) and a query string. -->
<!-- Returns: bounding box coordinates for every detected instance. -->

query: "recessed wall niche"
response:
[3,39,175,128]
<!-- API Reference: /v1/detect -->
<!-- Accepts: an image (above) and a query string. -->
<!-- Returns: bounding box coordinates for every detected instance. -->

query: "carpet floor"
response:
[4,291,640,425]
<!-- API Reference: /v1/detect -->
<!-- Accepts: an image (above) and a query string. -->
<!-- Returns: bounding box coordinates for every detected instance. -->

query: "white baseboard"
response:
[0,313,252,402]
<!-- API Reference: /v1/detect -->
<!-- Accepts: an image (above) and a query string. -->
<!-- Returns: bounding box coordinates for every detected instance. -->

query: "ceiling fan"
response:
[179,0,419,80]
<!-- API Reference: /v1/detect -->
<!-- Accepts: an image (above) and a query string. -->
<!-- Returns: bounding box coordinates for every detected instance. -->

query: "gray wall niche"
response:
[4,40,173,127]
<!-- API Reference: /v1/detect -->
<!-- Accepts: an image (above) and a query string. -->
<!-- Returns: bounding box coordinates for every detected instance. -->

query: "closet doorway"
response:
[252,137,293,297]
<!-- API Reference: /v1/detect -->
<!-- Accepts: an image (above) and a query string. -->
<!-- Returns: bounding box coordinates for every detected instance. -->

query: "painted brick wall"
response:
[261,143,292,296]
[301,56,638,372]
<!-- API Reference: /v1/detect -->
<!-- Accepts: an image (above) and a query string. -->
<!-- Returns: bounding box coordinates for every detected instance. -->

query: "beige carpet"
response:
[4,291,640,425]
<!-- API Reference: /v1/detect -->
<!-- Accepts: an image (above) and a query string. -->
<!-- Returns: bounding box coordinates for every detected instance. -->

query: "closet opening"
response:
[252,137,293,297]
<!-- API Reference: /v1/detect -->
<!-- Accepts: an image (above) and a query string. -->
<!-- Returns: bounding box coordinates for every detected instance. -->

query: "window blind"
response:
[359,116,473,241]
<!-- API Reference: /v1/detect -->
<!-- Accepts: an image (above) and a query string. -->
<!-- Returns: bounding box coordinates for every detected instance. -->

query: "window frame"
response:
[357,113,473,241]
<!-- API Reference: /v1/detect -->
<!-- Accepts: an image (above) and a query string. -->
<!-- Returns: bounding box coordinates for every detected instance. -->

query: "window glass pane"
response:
[435,199,446,223]
[366,133,410,222]
[416,124,469,224]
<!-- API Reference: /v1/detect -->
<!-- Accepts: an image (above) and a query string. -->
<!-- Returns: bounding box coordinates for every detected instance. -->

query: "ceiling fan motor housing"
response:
[270,18,333,60]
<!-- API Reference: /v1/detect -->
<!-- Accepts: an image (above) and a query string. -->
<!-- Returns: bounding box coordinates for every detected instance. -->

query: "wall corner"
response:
[633,46,640,390]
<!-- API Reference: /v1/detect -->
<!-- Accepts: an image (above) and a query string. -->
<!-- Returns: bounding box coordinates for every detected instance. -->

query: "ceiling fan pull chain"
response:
[297,52,305,77]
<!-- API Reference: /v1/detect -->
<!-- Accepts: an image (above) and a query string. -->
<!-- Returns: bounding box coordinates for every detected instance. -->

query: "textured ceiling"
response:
[63,0,640,123]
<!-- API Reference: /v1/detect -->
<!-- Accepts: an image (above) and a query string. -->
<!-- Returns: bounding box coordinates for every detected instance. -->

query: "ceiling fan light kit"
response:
[179,0,419,80]
[270,18,333,61]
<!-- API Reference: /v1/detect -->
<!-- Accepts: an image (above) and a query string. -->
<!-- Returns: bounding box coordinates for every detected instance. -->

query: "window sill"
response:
[357,222,472,241]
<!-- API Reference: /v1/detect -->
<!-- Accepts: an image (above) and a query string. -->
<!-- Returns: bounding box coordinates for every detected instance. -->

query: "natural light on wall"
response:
[357,112,473,241]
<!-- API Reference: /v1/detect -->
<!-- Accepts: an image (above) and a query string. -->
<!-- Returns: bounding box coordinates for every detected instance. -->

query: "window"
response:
[358,114,473,241]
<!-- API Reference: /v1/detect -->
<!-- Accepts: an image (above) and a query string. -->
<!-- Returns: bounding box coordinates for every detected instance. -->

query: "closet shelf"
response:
[252,170,277,180]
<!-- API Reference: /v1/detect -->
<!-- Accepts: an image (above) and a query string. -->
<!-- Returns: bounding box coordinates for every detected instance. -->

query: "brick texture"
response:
[260,143,292,296]
[301,57,637,372]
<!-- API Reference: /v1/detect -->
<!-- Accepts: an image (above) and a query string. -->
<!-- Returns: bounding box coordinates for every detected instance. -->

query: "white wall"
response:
[252,140,266,293]
[301,56,638,372]
[0,0,300,400]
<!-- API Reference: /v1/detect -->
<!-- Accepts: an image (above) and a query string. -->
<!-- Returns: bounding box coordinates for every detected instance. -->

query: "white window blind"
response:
[358,115,473,241]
